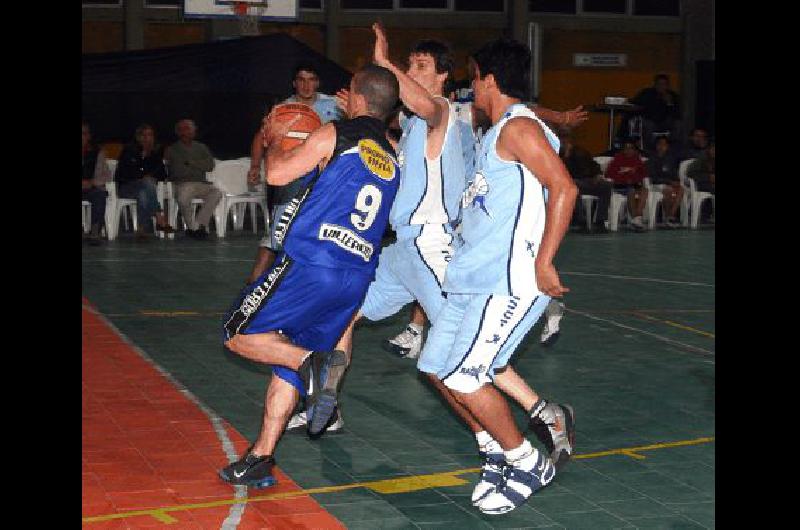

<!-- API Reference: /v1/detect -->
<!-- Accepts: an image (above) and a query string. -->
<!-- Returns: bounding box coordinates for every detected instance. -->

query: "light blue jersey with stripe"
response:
[443,103,560,298]
[389,99,466,235]
[282,93,343,124]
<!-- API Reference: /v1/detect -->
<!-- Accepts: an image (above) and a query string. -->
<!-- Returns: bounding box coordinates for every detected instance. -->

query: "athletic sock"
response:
[407,322,423,334]
[475,430,502,453]
[505,439,535,467]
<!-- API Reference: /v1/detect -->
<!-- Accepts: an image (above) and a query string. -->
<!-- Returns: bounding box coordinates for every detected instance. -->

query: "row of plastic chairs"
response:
[580,156,715,231]
[82,157,270,240]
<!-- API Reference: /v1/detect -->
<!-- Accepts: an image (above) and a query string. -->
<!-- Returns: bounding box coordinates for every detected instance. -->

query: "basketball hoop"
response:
[232,1,269,37]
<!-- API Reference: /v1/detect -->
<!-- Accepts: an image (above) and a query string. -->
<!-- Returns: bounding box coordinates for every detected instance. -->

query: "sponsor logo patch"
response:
[318,222,374,262]
[358,139,396,181]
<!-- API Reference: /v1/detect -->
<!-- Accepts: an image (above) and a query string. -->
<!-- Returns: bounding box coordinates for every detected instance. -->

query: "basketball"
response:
[266,102,323,151]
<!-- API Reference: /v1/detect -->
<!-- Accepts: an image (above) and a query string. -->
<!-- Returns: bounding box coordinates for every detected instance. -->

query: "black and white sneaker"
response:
[286,408,345,434]
[218,450,276,489]
[471,448,506,506]
[477,447,555,515]
[528,399,576,471]
[540,300,564,347]
[299,350,348,436]
[383,324,423,359]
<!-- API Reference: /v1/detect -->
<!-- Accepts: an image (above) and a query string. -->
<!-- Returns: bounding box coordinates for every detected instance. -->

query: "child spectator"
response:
[646,135,684,228]
[606,139,648,231]
[82,121,110,245]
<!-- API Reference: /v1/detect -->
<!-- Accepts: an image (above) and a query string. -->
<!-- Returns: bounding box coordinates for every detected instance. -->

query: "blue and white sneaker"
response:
[472,449,506,506]
[218,450,277,489]
[305,350,348,436]
[477,447,555,515]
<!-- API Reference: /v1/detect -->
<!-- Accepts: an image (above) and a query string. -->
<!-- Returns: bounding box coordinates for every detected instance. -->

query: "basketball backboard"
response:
[183,0,298,21]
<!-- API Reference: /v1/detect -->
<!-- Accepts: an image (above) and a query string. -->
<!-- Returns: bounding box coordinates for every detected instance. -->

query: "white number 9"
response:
[351,184,382,231]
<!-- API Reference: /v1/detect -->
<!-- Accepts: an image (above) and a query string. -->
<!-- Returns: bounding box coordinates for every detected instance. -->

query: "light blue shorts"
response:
[418,293,551,393]
[360,224,453,324]
[259,202,290,251]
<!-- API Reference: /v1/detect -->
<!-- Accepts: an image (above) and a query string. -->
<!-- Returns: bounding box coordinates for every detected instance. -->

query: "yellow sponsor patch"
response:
[358,139,395,181]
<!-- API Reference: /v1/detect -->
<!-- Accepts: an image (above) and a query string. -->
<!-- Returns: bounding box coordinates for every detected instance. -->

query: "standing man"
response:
[245,62,344,281]
[165,119,220,239]
[630,73,681,151]
[418,37,577,514]
[218,64,401,488]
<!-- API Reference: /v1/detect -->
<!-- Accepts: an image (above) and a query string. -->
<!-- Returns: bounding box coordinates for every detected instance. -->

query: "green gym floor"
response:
[82,227,715,529]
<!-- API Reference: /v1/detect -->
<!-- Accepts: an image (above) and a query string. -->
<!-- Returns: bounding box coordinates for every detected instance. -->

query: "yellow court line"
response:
[633,312,715,338]
[82,435,715,525]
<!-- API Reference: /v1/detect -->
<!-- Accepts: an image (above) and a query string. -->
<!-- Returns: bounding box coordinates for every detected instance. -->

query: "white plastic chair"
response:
[688,177,715,228]
[82,201,92,233]
[642,177,663,229]
[678,159,695,227]
[212,159,268,238]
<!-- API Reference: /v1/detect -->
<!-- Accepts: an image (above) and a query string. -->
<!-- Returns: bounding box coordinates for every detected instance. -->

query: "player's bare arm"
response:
[372,22,448,130]
[497,117,577,297]
[527,104,588,128]
[248,128,265,184]
[263,117,335,186]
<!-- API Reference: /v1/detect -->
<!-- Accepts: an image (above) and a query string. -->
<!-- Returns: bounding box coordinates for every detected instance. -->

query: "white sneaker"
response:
[383,324,423,359]
[477,447,555,515]
[631,216,645,231]
[540,300,564,347]
[286,408,344,433]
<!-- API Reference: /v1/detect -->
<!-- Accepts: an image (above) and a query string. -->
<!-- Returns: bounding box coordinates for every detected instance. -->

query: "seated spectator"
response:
[165,119,220,240]
[82,121,110,246]
[630,73,681,152]
[679,127,709,161]
[559,129,611,233]
[687,140,715,193]
[646,135,684,228]
[606,139,648,232]
[114,124,174,239]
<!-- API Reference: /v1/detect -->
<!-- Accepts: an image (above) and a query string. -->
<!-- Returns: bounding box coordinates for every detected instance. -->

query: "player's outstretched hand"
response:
[372,22,390,68]
[535,262,570,298]
[247,167,260,185]
[335,89,350,113]
[564,105,589,127]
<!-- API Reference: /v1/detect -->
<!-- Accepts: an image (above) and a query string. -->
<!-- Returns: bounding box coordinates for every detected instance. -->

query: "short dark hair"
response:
[471,38,530,100]
[410,39,454,91]
[353,64,399,121]
[654,73,670,84]
[293,61,319,79]
[654,134,670,145]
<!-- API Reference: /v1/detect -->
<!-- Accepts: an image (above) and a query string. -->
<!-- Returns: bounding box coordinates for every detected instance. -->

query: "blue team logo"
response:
[461,172,491,217]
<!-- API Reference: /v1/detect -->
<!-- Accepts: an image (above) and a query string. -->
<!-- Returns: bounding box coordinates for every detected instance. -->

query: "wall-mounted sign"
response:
[573,53,628,67]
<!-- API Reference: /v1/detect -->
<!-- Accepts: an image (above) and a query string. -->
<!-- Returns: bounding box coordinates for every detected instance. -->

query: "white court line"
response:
[83,303,248,529]
[560,271,714,288]
[566,308,715,360]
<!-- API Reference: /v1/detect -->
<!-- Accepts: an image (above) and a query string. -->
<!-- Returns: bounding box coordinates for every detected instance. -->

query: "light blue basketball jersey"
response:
[282,93,343,124]
[389,99,466,234]
[443,103,561,298]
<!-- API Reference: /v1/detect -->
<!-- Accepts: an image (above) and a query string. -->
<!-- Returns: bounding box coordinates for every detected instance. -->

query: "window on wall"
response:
[400,0,448,8]
[529,0,577,14]
[341,0,393,8]
[582,0,626,14]
[634,0,679,16]
[456,0,504,11]
[300,0,323,8]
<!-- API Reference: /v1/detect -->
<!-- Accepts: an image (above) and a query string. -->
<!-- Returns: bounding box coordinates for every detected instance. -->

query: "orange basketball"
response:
[266,103,323,151]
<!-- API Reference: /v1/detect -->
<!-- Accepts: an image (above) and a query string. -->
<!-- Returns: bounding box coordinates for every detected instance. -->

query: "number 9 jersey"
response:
[277,116,400,273]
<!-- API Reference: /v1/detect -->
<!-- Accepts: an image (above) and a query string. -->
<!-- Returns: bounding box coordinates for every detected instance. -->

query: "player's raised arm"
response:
[264,117,335,186]
[497,117,578,297]
[371,22,448,129]
[527,104,589,128]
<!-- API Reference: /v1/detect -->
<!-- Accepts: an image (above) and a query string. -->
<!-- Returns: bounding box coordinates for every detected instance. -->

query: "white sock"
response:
[505,439,535,466]
[407,322,423,334]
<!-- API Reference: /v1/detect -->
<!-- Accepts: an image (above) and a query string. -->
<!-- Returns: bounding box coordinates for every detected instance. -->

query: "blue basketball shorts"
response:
[259,201,290,251]
[223,253,371,396]
[360,224,454,324]
[418,293,551,393]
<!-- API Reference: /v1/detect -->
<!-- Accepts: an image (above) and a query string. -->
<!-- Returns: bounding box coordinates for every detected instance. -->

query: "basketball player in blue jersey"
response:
[217,64,400,489]
[414,38,578,514]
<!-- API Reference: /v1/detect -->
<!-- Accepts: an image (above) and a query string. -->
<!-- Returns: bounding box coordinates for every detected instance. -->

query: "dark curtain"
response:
[82,34,352,158]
